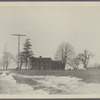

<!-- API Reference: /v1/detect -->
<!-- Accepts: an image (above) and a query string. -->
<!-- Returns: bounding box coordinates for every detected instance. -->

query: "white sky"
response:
[0,2,100,64]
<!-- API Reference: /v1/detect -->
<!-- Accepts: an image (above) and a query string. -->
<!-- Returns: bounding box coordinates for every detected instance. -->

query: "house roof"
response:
[31,57,52,62]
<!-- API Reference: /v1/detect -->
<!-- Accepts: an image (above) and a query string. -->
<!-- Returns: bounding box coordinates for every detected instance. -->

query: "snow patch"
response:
[16,74,100,94]
[36,76,100,94]
[0,72,100,94]
[0,72,49,94]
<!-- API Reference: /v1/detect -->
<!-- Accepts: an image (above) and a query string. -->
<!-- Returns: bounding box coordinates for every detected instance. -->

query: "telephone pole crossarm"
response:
[12,34,26,36]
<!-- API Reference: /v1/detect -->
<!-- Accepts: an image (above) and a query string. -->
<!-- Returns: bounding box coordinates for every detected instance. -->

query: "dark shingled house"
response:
[30,56,65,70]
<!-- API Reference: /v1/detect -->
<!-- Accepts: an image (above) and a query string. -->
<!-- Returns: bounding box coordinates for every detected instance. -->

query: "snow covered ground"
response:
[0,71,100,94]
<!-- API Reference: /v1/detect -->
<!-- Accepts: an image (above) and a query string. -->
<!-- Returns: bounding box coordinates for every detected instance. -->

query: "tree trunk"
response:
[20,63,22,69]
[84,62,87,69]
[19,60,23,69]
[6,65,8,70]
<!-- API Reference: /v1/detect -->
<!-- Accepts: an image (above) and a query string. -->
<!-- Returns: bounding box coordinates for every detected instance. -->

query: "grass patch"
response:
[5,68,100,83]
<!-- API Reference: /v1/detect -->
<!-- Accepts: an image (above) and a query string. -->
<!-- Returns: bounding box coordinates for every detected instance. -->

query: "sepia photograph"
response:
[0,1,100,98]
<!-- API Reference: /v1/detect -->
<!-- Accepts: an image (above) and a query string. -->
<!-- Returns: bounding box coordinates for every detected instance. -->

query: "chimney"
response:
[39,56,42,58]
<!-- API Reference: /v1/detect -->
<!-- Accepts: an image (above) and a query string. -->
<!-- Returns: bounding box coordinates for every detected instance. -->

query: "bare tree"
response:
[71,56,80,69]
[78,50,93,69]
[55,42,74,69]
[19,52,26,69]
[2,50,13,70]
[12,52,25,69]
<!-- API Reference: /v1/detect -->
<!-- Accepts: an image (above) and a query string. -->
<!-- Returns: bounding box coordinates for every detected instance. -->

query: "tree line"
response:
[0,39,93,70]
[55,42,93,69]
[0,38,33,70]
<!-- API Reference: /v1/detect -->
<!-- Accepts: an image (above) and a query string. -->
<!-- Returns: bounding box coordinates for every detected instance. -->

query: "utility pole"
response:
[12,34,26,69]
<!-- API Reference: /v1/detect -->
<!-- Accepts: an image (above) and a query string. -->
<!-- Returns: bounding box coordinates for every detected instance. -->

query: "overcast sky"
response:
[0,2,100,64]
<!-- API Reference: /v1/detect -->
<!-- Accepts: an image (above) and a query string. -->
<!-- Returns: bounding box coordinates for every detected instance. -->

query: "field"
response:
[11,67,100,83]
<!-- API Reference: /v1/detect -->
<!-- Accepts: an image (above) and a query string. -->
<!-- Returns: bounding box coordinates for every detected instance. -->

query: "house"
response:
[30,56,65,70]
[30,56,52,70]
[51,61,65,70]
